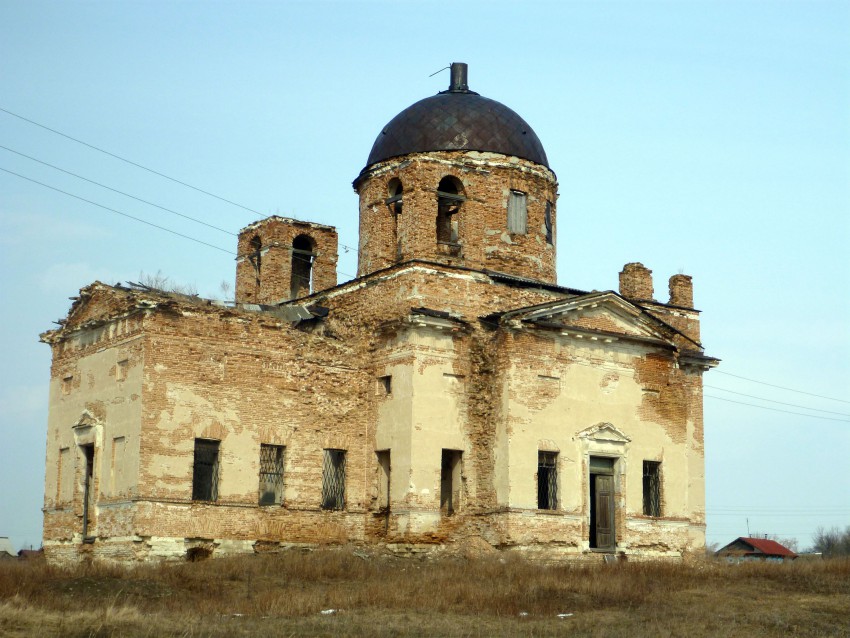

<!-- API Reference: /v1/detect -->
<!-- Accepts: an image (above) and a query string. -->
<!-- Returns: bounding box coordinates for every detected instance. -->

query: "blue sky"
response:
[1,0,848,552]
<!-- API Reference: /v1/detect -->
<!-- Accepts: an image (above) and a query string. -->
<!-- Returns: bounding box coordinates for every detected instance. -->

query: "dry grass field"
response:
[1,548,848,637]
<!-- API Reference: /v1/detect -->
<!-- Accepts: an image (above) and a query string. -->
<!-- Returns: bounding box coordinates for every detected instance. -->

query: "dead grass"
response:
[1,549,848,637]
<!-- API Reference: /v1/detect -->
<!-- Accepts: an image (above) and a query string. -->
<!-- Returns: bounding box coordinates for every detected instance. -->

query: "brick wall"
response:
[355,151,558,283]
[235,216,338,304]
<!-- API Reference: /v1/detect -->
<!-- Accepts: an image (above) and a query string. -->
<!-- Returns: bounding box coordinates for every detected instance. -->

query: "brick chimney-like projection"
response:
[618,262,654,301]
[235,216,338,305]
[619,262,701,344]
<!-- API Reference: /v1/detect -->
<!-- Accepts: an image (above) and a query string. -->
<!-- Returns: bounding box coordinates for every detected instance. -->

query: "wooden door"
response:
[594,474,615,550]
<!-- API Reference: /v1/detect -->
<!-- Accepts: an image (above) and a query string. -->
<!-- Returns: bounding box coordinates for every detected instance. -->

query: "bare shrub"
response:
[812,526,850,557]
[136,270,198,296]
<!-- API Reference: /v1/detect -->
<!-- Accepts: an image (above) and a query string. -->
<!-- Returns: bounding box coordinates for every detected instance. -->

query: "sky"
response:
[0,0,848,553]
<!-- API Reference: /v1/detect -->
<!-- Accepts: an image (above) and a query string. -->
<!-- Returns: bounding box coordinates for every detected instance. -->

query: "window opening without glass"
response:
[440,449,462,515]
[436,176,464,245]
[192,439,220,502]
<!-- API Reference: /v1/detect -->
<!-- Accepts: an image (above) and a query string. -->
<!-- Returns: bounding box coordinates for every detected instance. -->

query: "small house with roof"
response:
[716,537,798,562]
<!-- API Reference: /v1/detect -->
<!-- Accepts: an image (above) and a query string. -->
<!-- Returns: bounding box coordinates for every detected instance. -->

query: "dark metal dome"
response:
[365,63,549,169]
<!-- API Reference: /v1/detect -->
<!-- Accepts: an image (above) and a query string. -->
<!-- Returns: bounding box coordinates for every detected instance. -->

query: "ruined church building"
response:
[41,64,718,562]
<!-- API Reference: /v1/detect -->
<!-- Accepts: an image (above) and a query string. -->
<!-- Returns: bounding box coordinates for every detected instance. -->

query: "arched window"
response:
[386,178,403,216]
[291,234,315,299]
[248,235,262,288]
[387,179,404,260]
[436,176,464,245]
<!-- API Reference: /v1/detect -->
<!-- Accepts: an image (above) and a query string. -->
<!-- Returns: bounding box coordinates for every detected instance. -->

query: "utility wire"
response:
[704,393,850,422]
[2,107,362,259]
[0,167,234,255]
[0,106,266,218]
[2,113,844,407]
[704,384,850,417]
[0,144,237,237]
[715,370,850,404]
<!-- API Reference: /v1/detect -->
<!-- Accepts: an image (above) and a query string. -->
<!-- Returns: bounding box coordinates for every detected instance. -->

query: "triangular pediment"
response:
[500,291,676,343]
[577,422,631,444]
[73,409,102,429]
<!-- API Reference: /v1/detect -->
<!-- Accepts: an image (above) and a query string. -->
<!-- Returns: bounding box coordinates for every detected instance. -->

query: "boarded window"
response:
[537,451,558,510]
[192,439,220,502]
[643,461,661,517]
[322,449,346,510]
[440,449,462,515]
[507,190,527,234]
[544,201,553,244]
[258,444,285,505]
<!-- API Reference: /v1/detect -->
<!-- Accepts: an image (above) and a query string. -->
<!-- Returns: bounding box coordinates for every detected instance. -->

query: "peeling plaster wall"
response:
[494,327,705,553]
[42,317,144,550]
[41,256,709,562]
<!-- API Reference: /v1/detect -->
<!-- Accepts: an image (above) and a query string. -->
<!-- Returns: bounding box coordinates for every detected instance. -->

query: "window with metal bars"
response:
[258,444,284,506]
[321,449,346,510]
[537,451,558,510]
[192,439,219,502]
[643,461,661,517]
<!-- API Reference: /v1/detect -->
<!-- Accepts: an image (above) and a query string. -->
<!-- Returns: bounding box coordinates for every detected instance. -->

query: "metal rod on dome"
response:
[449,63,468,92]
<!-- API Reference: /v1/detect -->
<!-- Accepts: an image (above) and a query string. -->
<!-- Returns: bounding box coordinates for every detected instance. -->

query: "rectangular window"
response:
[192,439,220,502]
[440,449,462,515]
[322,449,346,510]
[116,359,129,382]
[643,461,661,517]
[537,451,558,510]
[61,375,73,395]
[544,201,553,244]
[507,190,528,234]
[377,375,392,396]
[258,444,285,505]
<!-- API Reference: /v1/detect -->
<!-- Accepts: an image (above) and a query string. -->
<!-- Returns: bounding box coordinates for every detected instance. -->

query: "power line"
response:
[0,106,266,218]
[0,144,237,237]
[0,167,234,255]
[705,394,850,422]
[704,384,850,417]
[715,370,850,405]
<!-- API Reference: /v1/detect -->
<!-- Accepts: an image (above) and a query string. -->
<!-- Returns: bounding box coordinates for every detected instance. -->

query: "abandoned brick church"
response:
[41,63,718,562]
